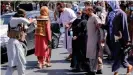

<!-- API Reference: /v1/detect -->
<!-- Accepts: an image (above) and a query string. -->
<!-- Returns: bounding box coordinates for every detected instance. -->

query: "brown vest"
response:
[35,16,49,36]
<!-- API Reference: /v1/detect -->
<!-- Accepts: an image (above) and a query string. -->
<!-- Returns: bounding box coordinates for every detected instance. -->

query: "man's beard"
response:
[58,9,63,12]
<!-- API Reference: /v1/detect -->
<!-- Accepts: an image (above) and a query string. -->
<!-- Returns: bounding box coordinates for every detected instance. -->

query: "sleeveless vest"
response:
[35,16,49,36]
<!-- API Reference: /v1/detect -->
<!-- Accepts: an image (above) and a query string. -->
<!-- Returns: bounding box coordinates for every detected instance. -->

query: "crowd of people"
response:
[5,0,133,75]
[55,1,133,75]
[1,2,13,14]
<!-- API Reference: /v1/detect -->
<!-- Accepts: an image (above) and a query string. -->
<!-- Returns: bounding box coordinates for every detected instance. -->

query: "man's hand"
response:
[65,24,69,28]
[73,36,77,40]
[114,35,120,41]
[114,31,122,42]
[48,41,52,49]
[100,40,105,47]
[126,41,131,45]
[28,18,34,23]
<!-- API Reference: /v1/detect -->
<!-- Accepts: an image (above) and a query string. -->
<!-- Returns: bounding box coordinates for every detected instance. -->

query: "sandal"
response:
[42,62,47,68]
[65,57,72,61]
[127,65,133,75]
[46,63,52,67]
[42,64,47,68]
[37,63,42,69]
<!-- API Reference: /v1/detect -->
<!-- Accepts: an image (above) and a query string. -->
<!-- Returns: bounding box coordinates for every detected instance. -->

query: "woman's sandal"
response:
[37,63,42,69]
[46,63,52,67]
[42,62,47,68]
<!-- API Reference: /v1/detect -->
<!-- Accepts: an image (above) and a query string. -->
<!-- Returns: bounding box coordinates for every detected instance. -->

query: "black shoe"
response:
[71,68,80,72]
[85,72,95,75]
[96,70,103,74]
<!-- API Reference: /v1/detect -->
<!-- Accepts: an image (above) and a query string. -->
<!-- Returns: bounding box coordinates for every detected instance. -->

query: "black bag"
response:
[51,23,60,33]
[123,44,133,55]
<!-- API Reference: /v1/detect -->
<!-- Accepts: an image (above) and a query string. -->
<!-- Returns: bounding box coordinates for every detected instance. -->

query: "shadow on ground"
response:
[51,60,70,63]
[34,69,86,75]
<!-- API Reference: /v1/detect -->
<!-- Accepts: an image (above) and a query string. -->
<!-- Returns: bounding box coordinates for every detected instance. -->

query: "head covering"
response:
[39,6,49,21]
[107,0,130,41]
[40,6,49,16]
[14,9,26,17]
[107,1,120,11]
[107,0,121,40]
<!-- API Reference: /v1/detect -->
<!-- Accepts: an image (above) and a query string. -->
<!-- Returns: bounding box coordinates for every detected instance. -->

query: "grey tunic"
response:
[86,14,101,72]
[86,13,101,59]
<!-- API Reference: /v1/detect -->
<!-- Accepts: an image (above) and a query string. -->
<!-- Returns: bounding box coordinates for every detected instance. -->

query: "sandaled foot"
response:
[42,62,47,68]
[37,63,42,69]
[46,63,52,67]
[65,54,72,61]
[127,65,133,75]
[114,72,118,75]
[65,57,72,61]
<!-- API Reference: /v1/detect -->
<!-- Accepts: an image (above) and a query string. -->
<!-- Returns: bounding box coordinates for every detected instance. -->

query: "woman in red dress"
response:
[35,6,52,69]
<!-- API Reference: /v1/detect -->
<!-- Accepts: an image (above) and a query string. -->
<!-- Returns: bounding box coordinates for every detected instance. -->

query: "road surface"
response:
[1,34,133,75]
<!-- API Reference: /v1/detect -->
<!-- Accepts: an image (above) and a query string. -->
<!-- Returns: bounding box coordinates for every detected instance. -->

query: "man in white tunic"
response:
[85,6,101,75]
[56,2,77,60]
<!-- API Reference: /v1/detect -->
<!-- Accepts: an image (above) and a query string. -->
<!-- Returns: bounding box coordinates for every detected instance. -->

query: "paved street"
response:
[1,34,133,75]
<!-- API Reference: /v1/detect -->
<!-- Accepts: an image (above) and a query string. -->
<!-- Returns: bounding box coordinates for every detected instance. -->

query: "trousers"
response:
[5,65,25,75]
[112,42,129,72]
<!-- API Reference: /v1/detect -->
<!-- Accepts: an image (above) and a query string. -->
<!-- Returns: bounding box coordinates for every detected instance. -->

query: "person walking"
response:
[56,2,77,61]
[105,1,133,75]
[35,6,52,69]
[85,6,102,75]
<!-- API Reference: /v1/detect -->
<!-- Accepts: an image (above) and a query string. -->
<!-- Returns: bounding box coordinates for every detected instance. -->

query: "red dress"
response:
[35,21,51,57]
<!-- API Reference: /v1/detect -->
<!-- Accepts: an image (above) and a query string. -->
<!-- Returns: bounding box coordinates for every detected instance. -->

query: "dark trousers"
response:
[112,42,129,72]
[71,37,86,71]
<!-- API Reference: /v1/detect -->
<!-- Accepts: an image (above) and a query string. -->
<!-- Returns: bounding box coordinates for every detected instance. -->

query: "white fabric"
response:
[58,8,77,26]
[86,14,101,59]
[58,8,76,54]
[100,12,107,25]
[5,65,25,75]
[27,22,37,33]
[96,10,107,25]
[63,29,72,54]
[6,38,26,67]
[9,17,30,29]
